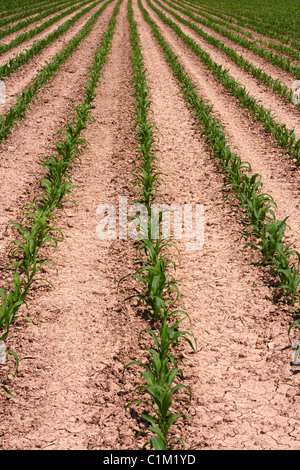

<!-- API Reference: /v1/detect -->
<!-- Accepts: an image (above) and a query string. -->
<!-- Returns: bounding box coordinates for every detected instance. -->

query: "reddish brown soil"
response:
[0,0,144,450]
[0,11,41,29]
[0,0,299,451]
[0,1,108,104]
[134,2,300,449]
[177,0,300,57]
[0,0,70,24]
[182,1,300,48]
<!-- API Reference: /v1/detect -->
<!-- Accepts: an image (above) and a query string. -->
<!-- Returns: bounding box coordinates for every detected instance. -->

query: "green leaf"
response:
[170,383,192,401]
[1,385,17,398]
[165,413,188,432]
[141,413,158,426]
[150,436,167,450]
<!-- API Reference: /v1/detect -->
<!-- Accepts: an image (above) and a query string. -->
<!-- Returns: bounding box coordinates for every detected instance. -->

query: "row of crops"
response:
[2,0,299,155]
[0,0,89,39]
[146,0,300,162]
[0,0,113,144]
[121,0,198,449]
[170,0,300,62]
[0,0,299,449]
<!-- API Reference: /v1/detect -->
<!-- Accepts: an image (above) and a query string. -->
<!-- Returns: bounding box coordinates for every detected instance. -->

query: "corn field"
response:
[0,0,299,451]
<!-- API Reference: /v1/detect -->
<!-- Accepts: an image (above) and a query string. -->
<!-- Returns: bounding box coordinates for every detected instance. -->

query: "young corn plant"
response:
[0,0,85,42]
[162,0,300,79]
[0,0,104,79]
[0,0,74,28]
[125,317,194,449]
[176,0,300,49]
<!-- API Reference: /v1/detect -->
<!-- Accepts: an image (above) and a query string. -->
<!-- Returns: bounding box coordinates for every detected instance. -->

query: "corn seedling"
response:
[0,0,104,79]
[156,0,300,113]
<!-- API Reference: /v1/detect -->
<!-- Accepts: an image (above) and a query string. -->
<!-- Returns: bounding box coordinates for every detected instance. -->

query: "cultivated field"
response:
[0,0,299,450]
